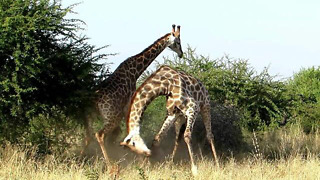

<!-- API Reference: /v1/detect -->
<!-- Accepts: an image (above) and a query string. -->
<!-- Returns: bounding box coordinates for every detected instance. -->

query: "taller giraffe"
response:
[83,25,183,165]
[120,65,219,176]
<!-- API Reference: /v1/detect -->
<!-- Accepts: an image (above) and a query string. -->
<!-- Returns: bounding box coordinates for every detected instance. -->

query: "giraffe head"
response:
[168,24,183,58]
[120,133,151,156]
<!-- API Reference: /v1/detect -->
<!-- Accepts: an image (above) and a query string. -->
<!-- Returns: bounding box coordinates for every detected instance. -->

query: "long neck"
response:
[113,33,171,81]
[126,75,170,133]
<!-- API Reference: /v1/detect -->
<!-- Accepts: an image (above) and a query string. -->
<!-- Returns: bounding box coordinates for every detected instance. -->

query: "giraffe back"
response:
[126,65,211,132]
[176,70,210,107]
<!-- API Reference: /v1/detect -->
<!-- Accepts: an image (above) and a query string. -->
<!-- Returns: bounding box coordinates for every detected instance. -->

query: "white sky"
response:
[64,0,320,78]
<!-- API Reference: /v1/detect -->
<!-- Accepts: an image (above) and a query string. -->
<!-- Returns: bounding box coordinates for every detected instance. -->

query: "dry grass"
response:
[1,148,320,180]
[1,125,320,180]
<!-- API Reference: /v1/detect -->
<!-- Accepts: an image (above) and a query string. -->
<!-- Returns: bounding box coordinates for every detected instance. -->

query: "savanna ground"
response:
[1,124,320,180]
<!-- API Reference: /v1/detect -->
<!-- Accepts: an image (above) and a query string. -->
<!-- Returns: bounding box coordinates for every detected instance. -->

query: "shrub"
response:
[287,67,320,133]
[193,102,245,156]
[26,107,82,155]
[0,0,111,146]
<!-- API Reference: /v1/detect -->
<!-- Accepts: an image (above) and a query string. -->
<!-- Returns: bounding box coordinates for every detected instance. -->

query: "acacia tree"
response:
[0,0,110,144]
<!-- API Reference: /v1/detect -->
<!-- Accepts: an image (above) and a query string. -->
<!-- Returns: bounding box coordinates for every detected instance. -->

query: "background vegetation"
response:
[1,0,320,179]
[138,46,320,158]
[0,0,111,153]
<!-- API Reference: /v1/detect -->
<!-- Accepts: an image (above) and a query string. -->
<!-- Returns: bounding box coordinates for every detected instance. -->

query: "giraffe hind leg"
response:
[171,116,185,161]
[80,130,91,156]
[81,113,94,156]
[95,121,119,166]
[95,128,111,165]
[201,106,219,168]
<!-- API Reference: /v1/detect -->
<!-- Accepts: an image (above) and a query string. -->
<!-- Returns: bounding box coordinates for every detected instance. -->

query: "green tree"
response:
[287,67,320,133]
[0,0,110,145]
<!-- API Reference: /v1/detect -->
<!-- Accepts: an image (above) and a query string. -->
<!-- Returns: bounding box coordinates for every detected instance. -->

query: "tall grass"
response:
[1,124,320,180]
[257,124,320,160]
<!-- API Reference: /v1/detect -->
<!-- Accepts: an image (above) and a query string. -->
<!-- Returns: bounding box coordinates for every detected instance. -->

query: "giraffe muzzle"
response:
[144,150,152,157]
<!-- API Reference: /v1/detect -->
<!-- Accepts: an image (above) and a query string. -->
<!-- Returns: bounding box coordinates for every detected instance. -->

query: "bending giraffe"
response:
[120,65,219,176]
[82,25,183,166]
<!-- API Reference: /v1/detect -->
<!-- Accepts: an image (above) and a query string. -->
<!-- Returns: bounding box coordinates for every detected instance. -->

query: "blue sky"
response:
[64,0,320,78]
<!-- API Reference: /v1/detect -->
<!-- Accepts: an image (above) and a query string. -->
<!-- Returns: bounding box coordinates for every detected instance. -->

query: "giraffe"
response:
[82,25,183,166]
[120,65,219,176]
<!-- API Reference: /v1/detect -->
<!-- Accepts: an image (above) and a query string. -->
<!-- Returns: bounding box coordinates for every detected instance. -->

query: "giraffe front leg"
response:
[95,128,111,166]
[95,121,119,167]
[184,127,198,176]
[183,104,199,176]
[152,113,177,147]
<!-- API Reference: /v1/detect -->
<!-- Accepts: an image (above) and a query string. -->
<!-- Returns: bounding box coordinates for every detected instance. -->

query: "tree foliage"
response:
[287,67,320,133]
[161,46,289,131]
[0,0,110,144]
[136,46,291,155]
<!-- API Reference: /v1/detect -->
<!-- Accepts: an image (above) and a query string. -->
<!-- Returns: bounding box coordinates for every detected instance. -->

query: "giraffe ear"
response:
[120,141,126,146]
[120,138,131,146]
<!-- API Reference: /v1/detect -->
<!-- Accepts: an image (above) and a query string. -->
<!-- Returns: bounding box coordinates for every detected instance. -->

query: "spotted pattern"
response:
[124,65,219,174]
[82,26,183,165]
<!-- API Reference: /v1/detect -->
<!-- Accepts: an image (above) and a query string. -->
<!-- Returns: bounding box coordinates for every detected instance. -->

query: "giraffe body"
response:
[120,65,219,175]
[82,25,183,165]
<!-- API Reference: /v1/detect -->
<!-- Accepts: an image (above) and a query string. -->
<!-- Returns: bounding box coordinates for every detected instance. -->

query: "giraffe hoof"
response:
[191,165,198,176]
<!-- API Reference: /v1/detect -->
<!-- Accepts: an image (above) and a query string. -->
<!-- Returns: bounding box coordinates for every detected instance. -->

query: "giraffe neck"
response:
[126,67,173,134]
[113,33,171,81]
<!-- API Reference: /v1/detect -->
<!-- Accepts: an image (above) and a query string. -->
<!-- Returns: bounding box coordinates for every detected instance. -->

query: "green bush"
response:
[287,67,320,133]
[0,0,111,145]
[193,102,244,156]
[27,107,82,155]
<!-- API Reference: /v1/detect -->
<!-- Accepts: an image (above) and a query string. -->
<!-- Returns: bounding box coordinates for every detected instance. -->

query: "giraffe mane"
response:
[128,33,171,60]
